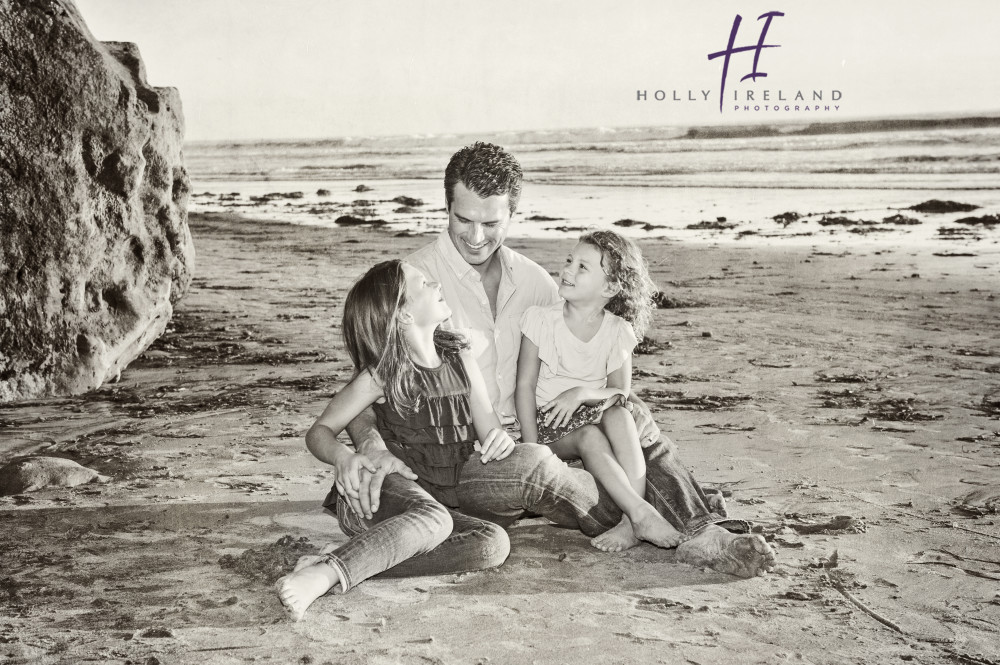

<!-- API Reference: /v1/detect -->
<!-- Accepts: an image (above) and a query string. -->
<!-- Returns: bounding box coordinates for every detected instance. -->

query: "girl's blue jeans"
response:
[322,440,722,592]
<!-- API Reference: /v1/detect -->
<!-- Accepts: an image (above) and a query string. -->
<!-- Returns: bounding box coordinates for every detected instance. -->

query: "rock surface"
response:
[0,456,109,495]
[0,0,194,402]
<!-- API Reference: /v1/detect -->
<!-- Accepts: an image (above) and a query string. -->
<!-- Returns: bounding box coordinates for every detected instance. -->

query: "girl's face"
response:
[559,242,615,302]
[400,263,451,326]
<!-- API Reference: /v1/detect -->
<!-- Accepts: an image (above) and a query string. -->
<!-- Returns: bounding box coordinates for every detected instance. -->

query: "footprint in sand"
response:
[356,579,441,605]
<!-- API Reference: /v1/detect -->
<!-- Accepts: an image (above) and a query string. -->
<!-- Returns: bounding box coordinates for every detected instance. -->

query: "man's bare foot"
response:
[591,515,640,552]
[675,524,775,578]
[630,502,684,549]
[276,561,343,622]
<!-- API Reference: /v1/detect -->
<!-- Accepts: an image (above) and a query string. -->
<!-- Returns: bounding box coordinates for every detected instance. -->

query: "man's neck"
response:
[474,251,503,317]
[471,249,499,279]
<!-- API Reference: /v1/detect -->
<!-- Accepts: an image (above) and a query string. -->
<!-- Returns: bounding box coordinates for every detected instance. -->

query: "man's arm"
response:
[344,406,387,456]
[460,351,515,464]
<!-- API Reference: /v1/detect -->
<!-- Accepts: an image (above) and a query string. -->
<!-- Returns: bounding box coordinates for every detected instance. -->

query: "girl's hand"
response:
[333,452,378,507]
[336,450,418,519]
[475,428,516,464]
[540,387,586,429]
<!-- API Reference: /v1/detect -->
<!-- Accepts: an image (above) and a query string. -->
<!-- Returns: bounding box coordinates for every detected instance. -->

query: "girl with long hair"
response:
[278,260,515,621]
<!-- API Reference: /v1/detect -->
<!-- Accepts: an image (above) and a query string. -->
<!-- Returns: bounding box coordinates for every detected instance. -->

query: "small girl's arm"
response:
[459,350,515,464]
[515,334,542,444]
[539,354,632,429]
[604,353,632,407]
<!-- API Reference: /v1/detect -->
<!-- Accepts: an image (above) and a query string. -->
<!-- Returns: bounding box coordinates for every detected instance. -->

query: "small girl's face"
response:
[400,263,451,326]
[559,243,615,302]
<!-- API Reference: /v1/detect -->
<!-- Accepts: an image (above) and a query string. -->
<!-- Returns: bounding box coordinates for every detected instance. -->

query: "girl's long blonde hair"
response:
[580,230,657,339]
[342,260,468,414]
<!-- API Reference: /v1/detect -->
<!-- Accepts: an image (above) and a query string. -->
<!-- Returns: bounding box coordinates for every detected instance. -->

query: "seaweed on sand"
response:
[954,214,1000,228]
[816,372,878,384]
[652,292,704,309]
[687,220,737,230]
[218,536,317,585]
[882,214,921,225]
[772,211,801,226]
[907,200,979,213]
[976,390,1000,418]
[818,389,870,409]
[635,337,670,355]
[817,216,876,227]
[864,398,943,422]
[639,389,752,410]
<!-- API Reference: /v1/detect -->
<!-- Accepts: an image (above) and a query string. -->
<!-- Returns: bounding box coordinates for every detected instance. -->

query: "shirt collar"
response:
[433,230,513,280]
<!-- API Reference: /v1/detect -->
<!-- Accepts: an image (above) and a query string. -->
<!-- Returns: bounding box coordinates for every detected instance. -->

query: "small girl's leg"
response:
[548,426,682,552]
[595,405,685,551]
[598,405,646,497]
[277,474,453,621]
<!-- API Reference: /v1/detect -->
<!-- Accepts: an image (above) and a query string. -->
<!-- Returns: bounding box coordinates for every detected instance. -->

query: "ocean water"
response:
[185,120,1000,248]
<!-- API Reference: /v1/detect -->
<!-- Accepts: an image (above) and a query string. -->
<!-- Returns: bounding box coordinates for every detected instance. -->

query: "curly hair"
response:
[342,260,468,414]
[444,141,522,215]
[579,230,658,339]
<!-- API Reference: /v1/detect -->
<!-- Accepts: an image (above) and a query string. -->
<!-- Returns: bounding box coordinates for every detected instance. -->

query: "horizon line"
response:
[182,109,1000,146]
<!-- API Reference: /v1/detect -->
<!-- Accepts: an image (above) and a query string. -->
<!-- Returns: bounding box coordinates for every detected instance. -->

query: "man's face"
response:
[447,181,512,267]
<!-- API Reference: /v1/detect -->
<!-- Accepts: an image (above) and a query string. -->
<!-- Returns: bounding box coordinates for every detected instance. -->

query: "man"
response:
[335,142,774,577]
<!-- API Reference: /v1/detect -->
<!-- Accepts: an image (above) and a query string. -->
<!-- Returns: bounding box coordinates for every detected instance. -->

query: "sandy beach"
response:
[2,211,999,664]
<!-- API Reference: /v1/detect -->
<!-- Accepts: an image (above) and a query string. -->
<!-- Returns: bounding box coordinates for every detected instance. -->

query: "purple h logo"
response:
[707,11,784,112]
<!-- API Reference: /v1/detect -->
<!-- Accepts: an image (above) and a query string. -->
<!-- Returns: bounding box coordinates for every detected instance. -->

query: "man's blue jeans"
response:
[321,439,722,591]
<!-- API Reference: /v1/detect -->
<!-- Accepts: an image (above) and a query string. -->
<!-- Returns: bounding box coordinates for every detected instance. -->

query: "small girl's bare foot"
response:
[591,516,640,552]
[276,561,343,622]
[630,503,684,549]
[675,524,775,578]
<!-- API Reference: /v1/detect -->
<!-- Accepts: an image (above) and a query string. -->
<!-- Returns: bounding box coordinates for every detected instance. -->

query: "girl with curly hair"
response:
[515,230,677,553]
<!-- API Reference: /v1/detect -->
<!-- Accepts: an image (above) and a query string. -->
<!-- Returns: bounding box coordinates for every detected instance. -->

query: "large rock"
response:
[0,0,194,402]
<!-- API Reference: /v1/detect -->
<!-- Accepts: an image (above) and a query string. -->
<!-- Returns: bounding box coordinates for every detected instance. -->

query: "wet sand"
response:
[1,211,999,664]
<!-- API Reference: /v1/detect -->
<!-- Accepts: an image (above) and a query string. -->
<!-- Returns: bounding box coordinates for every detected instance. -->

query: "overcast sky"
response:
[74,1,1000,141]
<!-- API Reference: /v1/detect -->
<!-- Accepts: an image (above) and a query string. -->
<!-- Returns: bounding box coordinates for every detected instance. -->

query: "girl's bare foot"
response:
[675,524,775,578]
[592,504,684,552]
[276,561,343,622]
[629,502,684,549]
[591,515,640,552]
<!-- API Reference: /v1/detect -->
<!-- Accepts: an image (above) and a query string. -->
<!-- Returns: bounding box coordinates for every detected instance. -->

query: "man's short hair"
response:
[444,142,522,215]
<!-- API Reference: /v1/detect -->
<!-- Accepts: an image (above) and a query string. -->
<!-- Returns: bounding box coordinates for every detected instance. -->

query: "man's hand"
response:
[630,397,661,448]
[474,428,516,464]
[337,449,417,519]
[539,387,586,429]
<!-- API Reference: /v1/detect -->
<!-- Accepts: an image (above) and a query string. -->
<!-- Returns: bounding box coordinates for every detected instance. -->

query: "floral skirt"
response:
[535,395,629,445]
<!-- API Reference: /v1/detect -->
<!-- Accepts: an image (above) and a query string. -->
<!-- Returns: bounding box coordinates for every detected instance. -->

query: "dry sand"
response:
[2,212,999,664]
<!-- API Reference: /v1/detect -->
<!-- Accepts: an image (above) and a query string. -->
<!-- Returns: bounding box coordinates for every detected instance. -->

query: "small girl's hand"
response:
[540,387,586,429]
[475,428,516,464]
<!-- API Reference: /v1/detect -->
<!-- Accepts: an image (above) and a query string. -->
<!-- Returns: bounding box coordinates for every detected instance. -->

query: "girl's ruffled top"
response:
[373,352,476,507]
